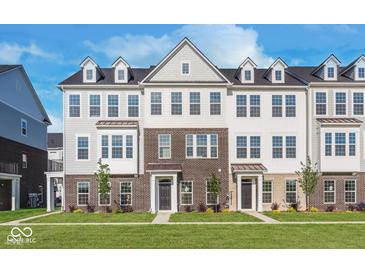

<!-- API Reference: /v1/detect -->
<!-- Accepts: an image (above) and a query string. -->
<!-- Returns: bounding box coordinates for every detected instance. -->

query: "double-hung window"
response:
[325,133,332,156]
[186,134,218,159]
[250,136,261,158]
[315,92,327,115]
[22,154,27,168]
[118,69,125,81]
[335,92,346,115]
[120,182,132,206]
[353,92,364,115]
[286,180,297,204]
[327,67,334,78]
[335,133,346,156]
[77,136,89,160]
[86,69,93,80]
[286,136,296,158]
[250,95,260,117]
[349,133,356,156]
[272,95,282,117]
[112,135,123,159]
[324,180,335,204]
[359,67,365,79]
[236,136,247,158]
[77,182,89,205]
[190,92,200,115]
[99,183,111,206]
[182,63,190,75]
[101,135,109,159]
[171,92,182,115]
[180,181,193,205]
[244,70,251,81]
[158,134,171,159]
[272,136,283,158]
[344,180,356,204]
[126,135,133,159]
[69,94,80,117]
[21,118,27,136]
[89,94,100,117]
[236,95,247,117]
[151,92,162,115]
[275,70,282,81]
[210,92,221,115]
[108,95,119,117]
[262,181,272,203]
[285,95,296,117]
[206,181,218,205]
[128,95,139,117]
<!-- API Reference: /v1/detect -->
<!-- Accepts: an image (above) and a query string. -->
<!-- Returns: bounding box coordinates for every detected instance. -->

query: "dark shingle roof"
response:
[288,67,356,83]
[48,133,63,149]
[0,65,21,74]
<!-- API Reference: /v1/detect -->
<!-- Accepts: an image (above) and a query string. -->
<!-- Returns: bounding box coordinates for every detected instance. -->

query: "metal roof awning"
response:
[96,120,138,128]
[231,163,267,173]
[317,118,362,126]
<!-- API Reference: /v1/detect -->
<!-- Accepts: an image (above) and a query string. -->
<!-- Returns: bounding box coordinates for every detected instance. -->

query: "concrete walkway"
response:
[152,212,171,224]
[245,211,280,223]
[3,210,62,225]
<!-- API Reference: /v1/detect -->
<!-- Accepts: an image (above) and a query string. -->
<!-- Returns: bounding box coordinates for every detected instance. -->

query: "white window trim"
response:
[88,93,102,118]
[285,179,297,204]
[106,93,120,118]
[22,153,27,168]
[98,183,111,206]
[352,91,364,117]
[100,135,109,159]
[86,69,94,81]
[68,93,81,118]
[248,94,261,118]
[180,181,193,206]
[189,92,201,116]
[209,91,222,116]
[181,61,191,76]
[98,134,135,160]
[126,93,140,118]
[158,134,171,159]
[323,180,336,205]
[77,181,90,206]
[344,179,356,204]
[150,91,162,116]
[75,134,90,161]
[185,134,218,159]
[206,180,219,206]
[235,134,262,160]
[262,180,273,204]
[334,91,348,116]
[271,94,296,118]
[20,118,28,137]
[314,91,328,117]
[171,91,183,116]
[120,181,133,206]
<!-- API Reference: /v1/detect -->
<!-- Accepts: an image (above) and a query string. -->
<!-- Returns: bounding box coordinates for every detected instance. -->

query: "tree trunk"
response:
[306,195,310,212]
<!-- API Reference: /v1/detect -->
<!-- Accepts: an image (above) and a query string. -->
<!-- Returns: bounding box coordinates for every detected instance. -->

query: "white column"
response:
[172,174,178,213]
[150,174,156,213]
[46,175,54,212]
[11,178,20,211]
[237,174,242,211]
[257,174,263,212]
[61,178,65,211]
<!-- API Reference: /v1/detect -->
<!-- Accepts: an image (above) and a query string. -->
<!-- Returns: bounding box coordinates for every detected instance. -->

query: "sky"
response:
[1,24,365,132]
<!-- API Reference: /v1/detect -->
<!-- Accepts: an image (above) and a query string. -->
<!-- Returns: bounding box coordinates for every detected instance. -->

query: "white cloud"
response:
[290,58,303,66]
[0,42,57,63]
[83,25,273,68]
[48,114,63,133]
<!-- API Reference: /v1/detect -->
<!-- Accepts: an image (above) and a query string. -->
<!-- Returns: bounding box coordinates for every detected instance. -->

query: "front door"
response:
[241,182,252,209]
[159,183,171,211]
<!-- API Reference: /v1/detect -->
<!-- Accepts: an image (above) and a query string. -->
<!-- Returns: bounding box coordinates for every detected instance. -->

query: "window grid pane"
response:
[180,181,193,205]
[120,182,132,205]
[285,95,296,117]
[335,92,346,115]
[190,92,200,115]
[236,95,247,117]
[128,95,139,117]
[250,95,260,117]
[315,92,327,115]
[272,136,283,158]
[272,95,282,117]
[171,92,182,115]
[210,92,221,115]
[151,92,162,115]
[324,180,335,203]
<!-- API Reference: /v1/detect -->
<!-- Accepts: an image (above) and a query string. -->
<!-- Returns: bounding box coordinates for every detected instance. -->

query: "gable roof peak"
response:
[312,54,341,75]
[341,54,365,74]
[111,56,130,68]
[239,57,257,68]
[80,56,99,68]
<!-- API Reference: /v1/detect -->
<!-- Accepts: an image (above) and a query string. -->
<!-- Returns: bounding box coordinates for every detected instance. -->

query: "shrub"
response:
[272,209,281,214]
[347,204,356,212]
[184,205,193,213]
[346,210,353,213]
[121,206,133,213]
[222,208,230,214]
[86,204,95,213]
[325,205,335,212]
[214,204,222,213]
[73,208,83,213]
[289,202,299,211]
[310,207,318,213]
[198,202,207,212]
[287,207,296,213]
[113,208,122,214]
[356,202,365,212]
[68,205,76,212]
[206,208,214,214]
[271,202,279,211]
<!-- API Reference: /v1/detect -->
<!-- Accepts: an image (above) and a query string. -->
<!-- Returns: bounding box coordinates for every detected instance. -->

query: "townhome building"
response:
[0,65,50,210]
[58,37,365,213]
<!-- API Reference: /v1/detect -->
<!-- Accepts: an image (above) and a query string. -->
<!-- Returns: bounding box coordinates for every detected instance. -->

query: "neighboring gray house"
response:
[0,65,50,210]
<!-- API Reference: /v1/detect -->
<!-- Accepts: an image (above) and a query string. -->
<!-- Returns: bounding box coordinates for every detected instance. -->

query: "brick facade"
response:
[0,136,47,210]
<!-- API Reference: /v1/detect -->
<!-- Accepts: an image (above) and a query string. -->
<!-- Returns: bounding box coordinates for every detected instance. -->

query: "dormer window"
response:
[275,70,282,81]
[327,67,335,79]
[358,67,365,79]
[86,69,93,80]
[244,70,251,81]
[182,62,190,75]
[118,69,125,81]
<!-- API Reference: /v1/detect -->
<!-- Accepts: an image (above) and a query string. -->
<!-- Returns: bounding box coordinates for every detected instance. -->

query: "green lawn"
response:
[25,212,156,223]
[169,212,261,222]
[0,208,46,223]
[264,211,365,222]
[1,224,365,248]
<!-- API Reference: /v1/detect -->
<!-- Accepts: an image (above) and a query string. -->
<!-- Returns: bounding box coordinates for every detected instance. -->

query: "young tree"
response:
[296,157,320,211]
[94,160,111,212]
[207,173,221,212]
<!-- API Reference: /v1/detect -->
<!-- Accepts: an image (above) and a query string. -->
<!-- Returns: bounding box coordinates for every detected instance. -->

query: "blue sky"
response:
[1,24,364,132]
